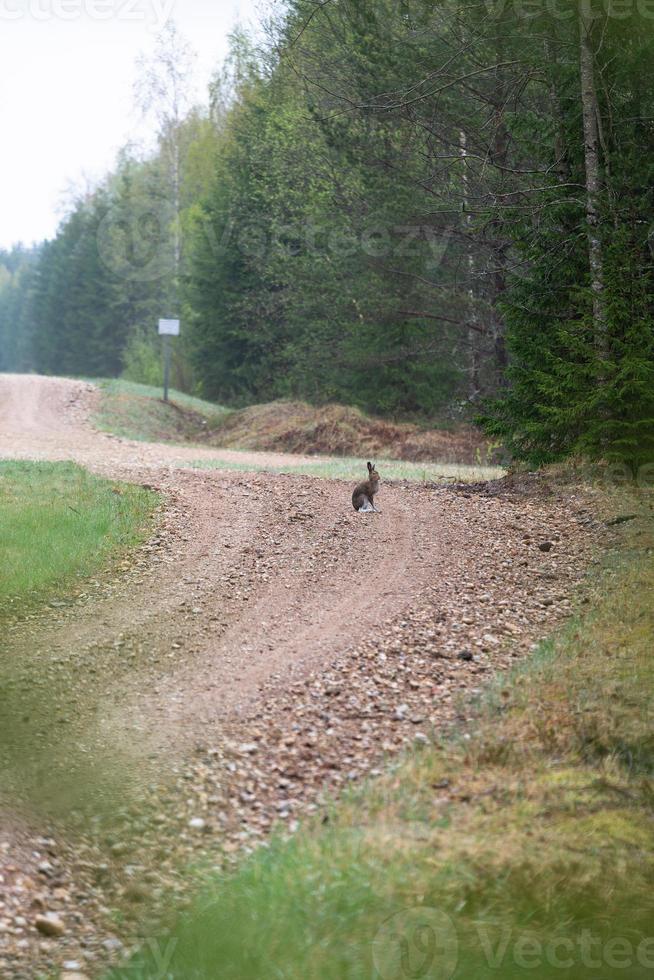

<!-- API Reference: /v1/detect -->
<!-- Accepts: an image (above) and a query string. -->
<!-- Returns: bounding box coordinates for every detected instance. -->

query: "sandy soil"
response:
[0,374,608,979]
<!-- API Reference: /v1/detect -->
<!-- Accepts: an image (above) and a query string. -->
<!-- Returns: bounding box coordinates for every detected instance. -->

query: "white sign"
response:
[158,318,180,337]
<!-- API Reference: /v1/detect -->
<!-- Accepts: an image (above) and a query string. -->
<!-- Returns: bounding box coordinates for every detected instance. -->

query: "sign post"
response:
[158,319,180,403]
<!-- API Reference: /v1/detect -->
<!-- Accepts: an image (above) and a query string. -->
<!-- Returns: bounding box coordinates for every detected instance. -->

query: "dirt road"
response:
[1,375,425,768]
[0,374,605,979]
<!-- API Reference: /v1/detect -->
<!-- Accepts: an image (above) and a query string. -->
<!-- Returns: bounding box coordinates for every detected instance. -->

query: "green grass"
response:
[92,378,230,443]
[109,522,654,980]
[0,460,159,617]
[0,461,160,816]
[95,378,230,417]
[188,455,504,484]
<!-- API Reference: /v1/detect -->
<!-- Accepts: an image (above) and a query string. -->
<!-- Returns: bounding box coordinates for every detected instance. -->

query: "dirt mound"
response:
[203,401,493,465]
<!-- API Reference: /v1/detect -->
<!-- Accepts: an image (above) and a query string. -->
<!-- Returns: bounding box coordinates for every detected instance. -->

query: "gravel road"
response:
[0,374,606,979]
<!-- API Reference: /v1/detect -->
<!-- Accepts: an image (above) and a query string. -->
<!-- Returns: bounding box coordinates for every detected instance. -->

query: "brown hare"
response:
[352,461,381,513]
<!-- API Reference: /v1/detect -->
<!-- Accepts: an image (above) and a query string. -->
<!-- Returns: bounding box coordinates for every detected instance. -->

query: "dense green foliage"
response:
[478,14,654,469]
[1,3,652,466]
[0,244,40,372]
[188,24,467,415]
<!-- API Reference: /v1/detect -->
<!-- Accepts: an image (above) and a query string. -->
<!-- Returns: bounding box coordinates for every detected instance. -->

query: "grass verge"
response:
[188,455,504,484]
[0,460,158,619]
[0,461,160,814]
[111,523,654,980]
[92,379,230,443]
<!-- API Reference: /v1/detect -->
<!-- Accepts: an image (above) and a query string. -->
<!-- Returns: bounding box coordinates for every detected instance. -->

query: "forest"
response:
[1,0,653,468]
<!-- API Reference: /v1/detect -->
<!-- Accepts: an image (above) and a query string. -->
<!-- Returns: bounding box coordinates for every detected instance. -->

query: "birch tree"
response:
[578,6,607,354]
[134,22,197,297]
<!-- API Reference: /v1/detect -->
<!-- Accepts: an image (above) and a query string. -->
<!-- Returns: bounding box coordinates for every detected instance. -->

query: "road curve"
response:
[0,373,603,979]
[0,374,428,776]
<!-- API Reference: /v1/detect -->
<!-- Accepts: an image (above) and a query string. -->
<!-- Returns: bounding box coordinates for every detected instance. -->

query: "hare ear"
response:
[367,461,373,473]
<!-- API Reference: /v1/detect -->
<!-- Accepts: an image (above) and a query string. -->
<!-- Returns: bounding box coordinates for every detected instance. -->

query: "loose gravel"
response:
[0,375,612,979]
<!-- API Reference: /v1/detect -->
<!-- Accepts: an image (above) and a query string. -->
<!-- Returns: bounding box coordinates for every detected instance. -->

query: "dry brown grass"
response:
[94,383,496,466]
[201,400,495,465]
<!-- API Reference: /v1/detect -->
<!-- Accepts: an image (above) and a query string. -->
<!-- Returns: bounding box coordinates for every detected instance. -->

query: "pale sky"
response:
[0,0,264,249]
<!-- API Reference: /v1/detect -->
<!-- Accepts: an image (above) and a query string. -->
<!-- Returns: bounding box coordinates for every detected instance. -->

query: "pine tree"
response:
[481,9,654,471]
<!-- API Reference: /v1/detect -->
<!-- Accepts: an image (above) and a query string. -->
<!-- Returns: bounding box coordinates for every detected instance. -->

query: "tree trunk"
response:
[544,36,569,183]
[459,129,480,401]
[489,46,510,390]
[172,136,182,290]
[578,9,607,355]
